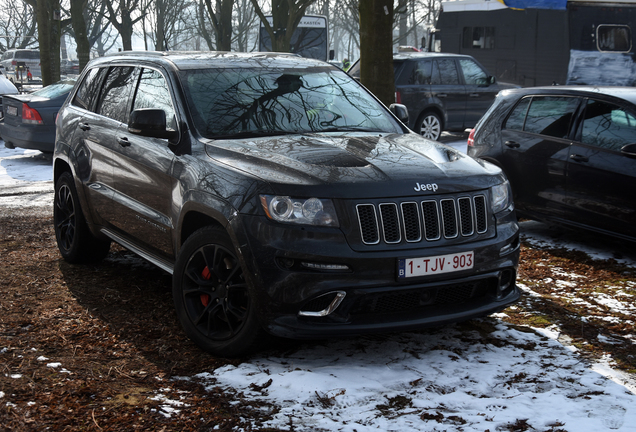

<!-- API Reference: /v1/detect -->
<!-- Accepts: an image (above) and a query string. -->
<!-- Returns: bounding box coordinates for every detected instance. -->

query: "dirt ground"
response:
[1,213,635,431]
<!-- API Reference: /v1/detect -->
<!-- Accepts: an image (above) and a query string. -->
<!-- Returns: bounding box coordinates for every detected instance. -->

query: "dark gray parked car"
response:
[468,86,636,242]
[53,51,520,356]
[348,53,517,140]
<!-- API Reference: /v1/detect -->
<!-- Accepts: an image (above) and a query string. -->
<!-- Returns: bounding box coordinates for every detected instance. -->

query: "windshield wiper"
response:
[315,126,383,133]
[210,130,302,140]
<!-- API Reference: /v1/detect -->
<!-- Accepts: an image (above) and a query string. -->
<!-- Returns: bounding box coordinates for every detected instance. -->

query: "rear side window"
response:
[72,67,106,111]
[16,50,39,60]
[96,66,136,123]
[580,99,636,150]
[406,60,432,85]
[505,96,580,139]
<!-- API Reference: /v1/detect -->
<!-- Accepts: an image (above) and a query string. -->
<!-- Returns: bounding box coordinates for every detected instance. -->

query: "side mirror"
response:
[488,75,496,85]
[329,49,335,61]
[389,103,409,125]
[128,108,178,140]
[621,143,636,158]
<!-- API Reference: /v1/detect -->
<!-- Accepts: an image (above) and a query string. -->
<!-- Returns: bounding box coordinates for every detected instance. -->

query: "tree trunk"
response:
[70,0,90,71]
[359,0,394,107]
[155,0,166,50]
[36,0,61,86]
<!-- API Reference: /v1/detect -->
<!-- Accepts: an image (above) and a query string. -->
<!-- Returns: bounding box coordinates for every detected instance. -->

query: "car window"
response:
[522,96,580,138]
[459,59,488,85]
[33,79,76,98]
[406,60,432,85]
[181,67,401,138]
[504,97,531,131]
[132,68,177,131]
[431,59,459,85]
[72,67,107,111]
[96,66,136,123]
[580,99,636,150]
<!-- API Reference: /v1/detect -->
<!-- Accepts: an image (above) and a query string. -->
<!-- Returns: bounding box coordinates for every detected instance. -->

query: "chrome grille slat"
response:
[356,195,490,246]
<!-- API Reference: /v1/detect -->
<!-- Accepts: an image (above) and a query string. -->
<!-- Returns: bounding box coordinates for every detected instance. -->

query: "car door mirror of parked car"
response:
[128,108,178,141]
[621,143,636,158]
[389,103,409,125]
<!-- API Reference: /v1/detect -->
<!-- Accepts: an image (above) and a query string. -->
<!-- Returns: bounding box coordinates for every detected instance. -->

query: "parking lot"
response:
[1,143,635,431]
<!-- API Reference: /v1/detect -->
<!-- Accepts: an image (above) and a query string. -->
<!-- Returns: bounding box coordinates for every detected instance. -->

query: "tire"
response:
[54,171,111,263]
[417,112,442,141]
[172,226,263,357]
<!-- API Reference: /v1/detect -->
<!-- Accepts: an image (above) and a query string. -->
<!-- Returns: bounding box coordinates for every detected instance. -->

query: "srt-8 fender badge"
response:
[414,182,438,192]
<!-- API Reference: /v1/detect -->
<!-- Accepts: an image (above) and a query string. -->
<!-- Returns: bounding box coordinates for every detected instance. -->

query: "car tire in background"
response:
[416,111,442,141]
[172,226,263,357]
[54,171,111,263]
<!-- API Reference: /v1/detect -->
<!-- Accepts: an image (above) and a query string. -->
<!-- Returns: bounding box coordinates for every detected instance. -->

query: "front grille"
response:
[356,194,488,246]
[351,278,494,316]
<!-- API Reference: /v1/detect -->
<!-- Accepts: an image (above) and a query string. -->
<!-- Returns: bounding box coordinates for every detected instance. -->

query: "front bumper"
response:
[236,210,520,339]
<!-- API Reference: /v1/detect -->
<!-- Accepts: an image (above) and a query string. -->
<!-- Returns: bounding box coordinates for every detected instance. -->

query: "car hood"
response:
[203,132,504,198]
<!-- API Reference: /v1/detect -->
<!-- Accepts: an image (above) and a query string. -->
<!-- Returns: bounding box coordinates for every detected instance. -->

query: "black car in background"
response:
[348,53,516,140]
[1,79,76,152]
[53,52,520,356]
[468,86,636,242]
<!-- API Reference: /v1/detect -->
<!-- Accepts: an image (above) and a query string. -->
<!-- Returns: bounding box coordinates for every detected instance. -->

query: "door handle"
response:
[118,137,131,147]
[79,123,90,131]
[469,93,480,98]
[435,93,448,98]
[505,141,520,149]
[570,154,588,163]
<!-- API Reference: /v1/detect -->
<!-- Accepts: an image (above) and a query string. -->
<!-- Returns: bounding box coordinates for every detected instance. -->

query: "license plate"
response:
[6,105,17,116]
[398,251,474,278]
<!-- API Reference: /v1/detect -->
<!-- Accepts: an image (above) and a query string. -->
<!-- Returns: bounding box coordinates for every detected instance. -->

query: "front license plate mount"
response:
[398,251,474,279]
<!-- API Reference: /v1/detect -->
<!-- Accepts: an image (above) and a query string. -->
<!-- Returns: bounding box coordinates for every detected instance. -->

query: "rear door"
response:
[566,98,636,238]
[430,58,466,130]
[395,59,432,130]
[71,66,137,226]
[499,95,582,217]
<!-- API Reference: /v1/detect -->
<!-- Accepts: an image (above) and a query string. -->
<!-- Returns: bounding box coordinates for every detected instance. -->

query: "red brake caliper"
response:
[200,266,212,307]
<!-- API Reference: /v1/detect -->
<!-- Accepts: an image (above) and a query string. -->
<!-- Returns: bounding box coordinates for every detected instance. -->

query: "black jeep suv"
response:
[53,52,520,356]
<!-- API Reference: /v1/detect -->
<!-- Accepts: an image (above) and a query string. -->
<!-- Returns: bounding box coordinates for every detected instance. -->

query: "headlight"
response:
[491,181,512,214]
[260,195,339,227]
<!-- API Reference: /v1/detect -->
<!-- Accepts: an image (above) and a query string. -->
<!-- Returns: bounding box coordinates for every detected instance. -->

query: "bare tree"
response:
[250,0,317,53]
[0,2,38,52]
[232,0,261,52]
[202,0,234,51]
[104,0,146,51]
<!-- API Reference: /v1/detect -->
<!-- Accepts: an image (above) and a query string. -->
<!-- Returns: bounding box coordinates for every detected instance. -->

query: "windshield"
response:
[181,67,402,139]
[33,79,76,98]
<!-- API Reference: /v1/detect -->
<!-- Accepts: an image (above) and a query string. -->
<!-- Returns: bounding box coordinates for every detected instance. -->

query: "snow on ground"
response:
[2,140,635,431]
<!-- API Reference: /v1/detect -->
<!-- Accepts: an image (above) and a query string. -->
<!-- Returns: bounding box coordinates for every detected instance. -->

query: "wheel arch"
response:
[416,106,445,132]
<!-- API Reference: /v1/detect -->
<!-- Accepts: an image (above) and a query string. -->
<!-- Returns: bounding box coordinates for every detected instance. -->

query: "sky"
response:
[1,142,635,431]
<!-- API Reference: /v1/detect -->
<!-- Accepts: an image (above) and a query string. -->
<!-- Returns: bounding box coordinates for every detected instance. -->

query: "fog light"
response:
[301,262,350,271]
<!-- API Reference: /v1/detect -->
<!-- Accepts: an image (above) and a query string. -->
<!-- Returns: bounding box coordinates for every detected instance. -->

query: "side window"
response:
[432,59,460,85]
[459,59,488,85]
[132,68,177,131]
[580,99,636,150]
[504,97,531,131]
[523,96,580,138]
[96,66,136,123]
[407,60,432,85]
[72,67,106,111]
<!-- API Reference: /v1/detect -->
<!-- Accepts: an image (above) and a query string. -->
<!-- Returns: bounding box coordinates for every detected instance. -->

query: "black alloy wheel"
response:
[173,226,262,357]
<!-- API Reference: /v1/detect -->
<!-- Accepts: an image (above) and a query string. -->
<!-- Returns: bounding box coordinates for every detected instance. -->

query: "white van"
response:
[0,49,41,82]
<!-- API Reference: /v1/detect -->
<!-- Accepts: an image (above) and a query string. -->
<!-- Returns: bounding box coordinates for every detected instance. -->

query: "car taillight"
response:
[395,91,401,104]
[11,60,16,66]
[467,128,476,147]
[22,103,43,124]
